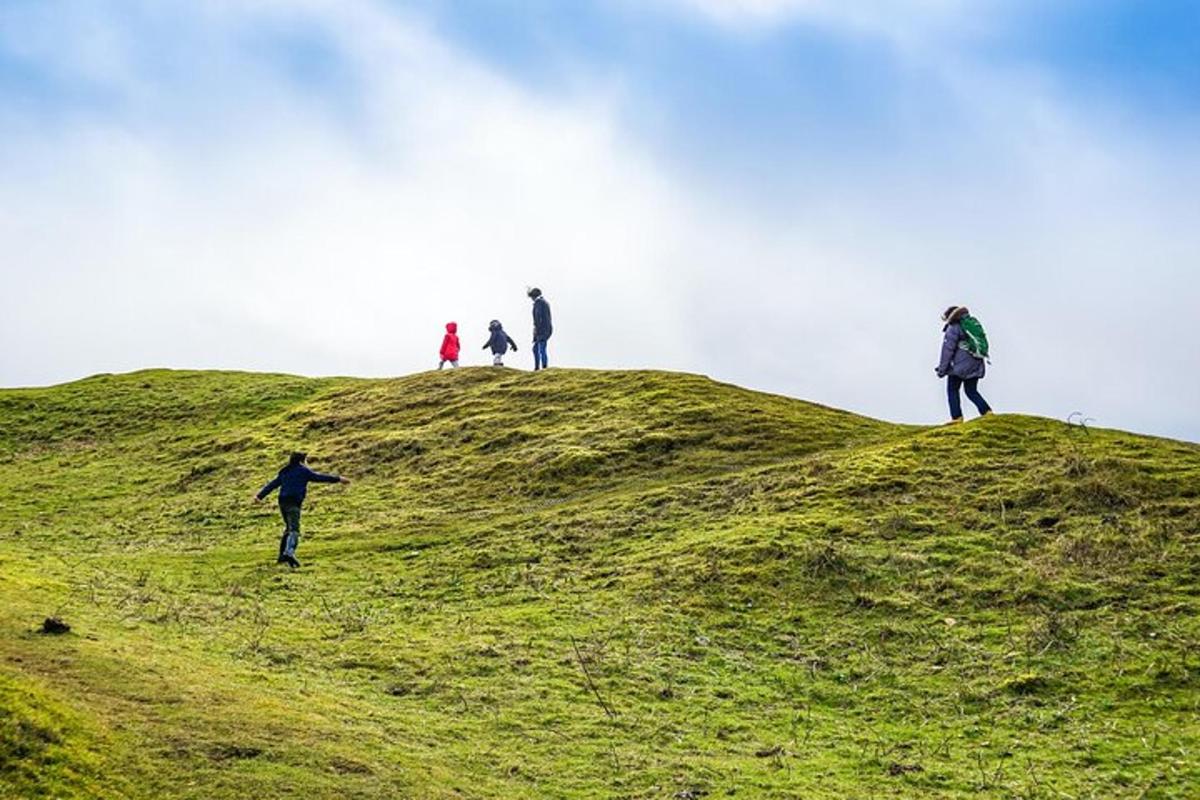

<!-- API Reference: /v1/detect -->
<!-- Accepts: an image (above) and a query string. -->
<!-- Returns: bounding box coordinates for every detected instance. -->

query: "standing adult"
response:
[936,305,993,424]
[529,287,553,371]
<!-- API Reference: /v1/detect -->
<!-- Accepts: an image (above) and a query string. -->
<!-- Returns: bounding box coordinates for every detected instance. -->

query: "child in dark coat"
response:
[482,320,518,367]
[254,452,350,568]
[439,322,460,369]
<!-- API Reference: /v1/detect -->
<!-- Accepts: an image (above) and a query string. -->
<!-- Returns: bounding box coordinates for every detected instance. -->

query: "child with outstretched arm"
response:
[253,451,349,568]
[482,320,518,367]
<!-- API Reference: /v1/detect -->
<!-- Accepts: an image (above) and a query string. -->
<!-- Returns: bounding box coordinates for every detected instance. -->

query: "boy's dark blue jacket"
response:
[257,463,341,503]
[532,296,552,341]
[483,326,518,355]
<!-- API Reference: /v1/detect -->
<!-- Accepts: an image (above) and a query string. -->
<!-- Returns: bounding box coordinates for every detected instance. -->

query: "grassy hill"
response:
[1,368,1197,799]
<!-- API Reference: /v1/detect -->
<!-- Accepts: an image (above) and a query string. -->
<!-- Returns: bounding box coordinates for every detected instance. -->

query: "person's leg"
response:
[282,502,302,564]
[963,378,992,416]
[277,502,290,562]
[493,353,502,367]
[438,360,445,370]
[946,376,964,421]
[450,360,458,368]
[537,340,549,369]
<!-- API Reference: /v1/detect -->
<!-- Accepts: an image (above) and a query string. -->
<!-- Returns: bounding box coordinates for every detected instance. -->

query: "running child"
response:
[253,452,350,568]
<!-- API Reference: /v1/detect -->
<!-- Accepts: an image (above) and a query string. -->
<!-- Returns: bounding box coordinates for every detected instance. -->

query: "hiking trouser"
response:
[438,359,458,369]
[278,498,302,559]
[532,339,548,370]
[947,376,991,420]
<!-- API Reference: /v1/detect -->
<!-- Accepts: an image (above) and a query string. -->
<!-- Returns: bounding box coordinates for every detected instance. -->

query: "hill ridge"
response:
[1,368,1197,799]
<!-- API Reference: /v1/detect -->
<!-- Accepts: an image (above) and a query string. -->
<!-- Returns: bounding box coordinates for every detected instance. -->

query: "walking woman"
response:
[936,305,993,424]
[254,452,350,567]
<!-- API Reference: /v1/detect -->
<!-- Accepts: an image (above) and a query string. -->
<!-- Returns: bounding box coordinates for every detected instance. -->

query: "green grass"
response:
[1,367,1197,798]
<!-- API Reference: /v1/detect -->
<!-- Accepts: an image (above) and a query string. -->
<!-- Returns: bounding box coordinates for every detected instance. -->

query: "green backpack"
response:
[959,315,989,360]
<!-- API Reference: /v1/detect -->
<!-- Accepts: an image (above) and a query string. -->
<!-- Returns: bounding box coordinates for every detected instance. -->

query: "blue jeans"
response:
[947,376,991,420]
[532,339,548,370]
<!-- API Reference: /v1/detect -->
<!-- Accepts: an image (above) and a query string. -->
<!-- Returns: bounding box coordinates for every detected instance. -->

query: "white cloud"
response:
[1,0,1197,439]
[1,0,702,380]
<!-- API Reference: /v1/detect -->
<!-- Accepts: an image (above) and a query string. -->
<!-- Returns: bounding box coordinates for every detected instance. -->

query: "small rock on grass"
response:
[887,762,924,776]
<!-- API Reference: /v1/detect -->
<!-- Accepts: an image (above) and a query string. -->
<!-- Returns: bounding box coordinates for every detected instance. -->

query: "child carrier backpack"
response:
[959,315,989,360]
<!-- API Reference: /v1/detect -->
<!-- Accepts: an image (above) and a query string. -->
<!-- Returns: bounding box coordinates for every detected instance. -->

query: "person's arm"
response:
[507,335,518,351]
[255,475,282,501]
[936,325,960,377]
[482,339,491,350]
[302,465,344,484]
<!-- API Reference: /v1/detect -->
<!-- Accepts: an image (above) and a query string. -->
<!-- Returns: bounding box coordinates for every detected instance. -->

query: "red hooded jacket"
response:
[439,322,460,361]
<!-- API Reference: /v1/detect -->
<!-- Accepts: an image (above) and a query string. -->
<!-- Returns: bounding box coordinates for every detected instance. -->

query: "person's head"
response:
[489,319,501,331]
[446,321,457,333]
[527,287,542,300]
[288,451,308,468]
[942,306,968,324]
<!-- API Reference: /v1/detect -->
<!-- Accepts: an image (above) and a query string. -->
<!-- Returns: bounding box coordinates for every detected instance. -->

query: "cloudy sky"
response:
[2,0,1197,439]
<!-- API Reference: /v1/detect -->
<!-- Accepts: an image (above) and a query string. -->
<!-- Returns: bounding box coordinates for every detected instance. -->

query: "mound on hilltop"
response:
[0,368,1196,798]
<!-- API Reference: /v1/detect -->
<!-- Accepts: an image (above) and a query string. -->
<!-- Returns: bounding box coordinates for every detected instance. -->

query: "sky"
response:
[1,0,1198,440]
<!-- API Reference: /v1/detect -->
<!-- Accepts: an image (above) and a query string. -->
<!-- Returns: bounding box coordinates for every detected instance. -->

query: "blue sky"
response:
[414,0,1200,161]
[1,0,1198,439]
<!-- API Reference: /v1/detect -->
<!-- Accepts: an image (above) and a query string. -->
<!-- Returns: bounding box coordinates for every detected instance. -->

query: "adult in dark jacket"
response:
[254,452,350,567]
[483,320,518,367]
[528,287,552,370]
[936,305,992,423]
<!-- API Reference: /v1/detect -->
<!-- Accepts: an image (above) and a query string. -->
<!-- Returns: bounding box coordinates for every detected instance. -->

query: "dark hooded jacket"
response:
[937,307,986,380]
[483,322,518,355]
[532,296,552,341]
[256,463,341,504]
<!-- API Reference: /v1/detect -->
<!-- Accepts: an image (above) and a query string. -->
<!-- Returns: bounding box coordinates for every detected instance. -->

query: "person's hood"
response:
[446,322,457,334]
[489,320,501,331]
[942,306,969,327]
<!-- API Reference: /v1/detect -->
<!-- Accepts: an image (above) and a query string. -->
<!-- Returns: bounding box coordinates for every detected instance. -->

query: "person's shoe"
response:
[981,410,993,417]
[946,418,964,425]
[285,555,301,568]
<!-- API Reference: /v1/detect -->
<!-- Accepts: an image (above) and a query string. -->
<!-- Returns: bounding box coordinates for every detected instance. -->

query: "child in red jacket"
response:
[439,322,460,369]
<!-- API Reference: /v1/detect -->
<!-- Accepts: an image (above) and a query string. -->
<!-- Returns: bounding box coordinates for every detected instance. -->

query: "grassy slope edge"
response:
[0,368,1197,799]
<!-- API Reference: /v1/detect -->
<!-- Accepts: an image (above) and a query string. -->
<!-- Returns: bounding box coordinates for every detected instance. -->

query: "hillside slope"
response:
[0,369,1197,799]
